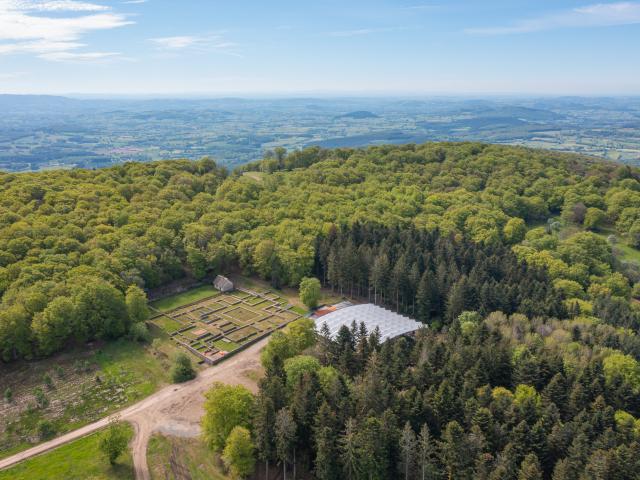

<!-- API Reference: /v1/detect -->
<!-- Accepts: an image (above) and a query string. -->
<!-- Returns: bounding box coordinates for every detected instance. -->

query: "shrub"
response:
[37,420,57,440]
[4,387,12,403]
[34,387,49,409]
[171,352,196,383]
[99,420,129,465]
[128,322,151,343]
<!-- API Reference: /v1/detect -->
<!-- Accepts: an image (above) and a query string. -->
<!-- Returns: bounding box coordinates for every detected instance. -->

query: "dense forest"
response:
[0,142,639,362]
[204,225,640,479]
[314,225,565,326]
[244,303,640,480]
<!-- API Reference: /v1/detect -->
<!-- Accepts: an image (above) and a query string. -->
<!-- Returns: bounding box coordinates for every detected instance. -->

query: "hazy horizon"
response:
[1,1,639,96]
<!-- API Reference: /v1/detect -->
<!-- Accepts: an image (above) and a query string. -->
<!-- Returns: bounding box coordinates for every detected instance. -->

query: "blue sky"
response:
[0,0,639,95]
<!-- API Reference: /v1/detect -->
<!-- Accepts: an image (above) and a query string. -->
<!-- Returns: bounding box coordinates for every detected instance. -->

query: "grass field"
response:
[0,424,134,480]
[147,434,229,480]
[213,339,240,352]
[150,285,219,312]
[0,327,190,459]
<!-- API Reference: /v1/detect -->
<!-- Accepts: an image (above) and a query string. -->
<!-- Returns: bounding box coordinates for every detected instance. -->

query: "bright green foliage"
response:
[222,426,256,479]
[261,317,316,371]
[171,352,196,383]
[553,279,585,299]
[0,145,638,363]
[614,410,636,432]
[31,297,74,356]
[503,217,527,244]
[603,351,640,392]
[125,285,149,323]
[514,384,542,410]
[584,207,606,230]
[299,277,321,309]
[284,355,321,389]
[286,317,317,352]
[458,311,481,336]
[202,382,255,451]
[260,331,293,372]
[99,420,130,465]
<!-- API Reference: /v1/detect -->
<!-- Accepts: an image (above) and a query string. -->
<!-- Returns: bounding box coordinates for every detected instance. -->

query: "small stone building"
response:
[213,275,234,292]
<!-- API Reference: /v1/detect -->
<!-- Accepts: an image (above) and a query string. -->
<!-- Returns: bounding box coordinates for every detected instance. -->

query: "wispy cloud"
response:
[122,0,146,4]
[466,1,640,35]
[150,33,241,56]
[18,1,109,11]
[38,51,119,62]
[327,27,400,37]
[0,0,132,61]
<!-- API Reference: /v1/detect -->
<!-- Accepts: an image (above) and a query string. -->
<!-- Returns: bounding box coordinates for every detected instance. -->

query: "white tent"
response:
[316,303,424,342]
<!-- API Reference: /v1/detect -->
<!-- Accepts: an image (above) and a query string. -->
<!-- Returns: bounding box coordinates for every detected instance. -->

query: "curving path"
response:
[0,337,267,479]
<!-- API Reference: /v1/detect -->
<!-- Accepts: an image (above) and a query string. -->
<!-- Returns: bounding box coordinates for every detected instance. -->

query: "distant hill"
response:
[0,94,85,112]
[336,110,379,119]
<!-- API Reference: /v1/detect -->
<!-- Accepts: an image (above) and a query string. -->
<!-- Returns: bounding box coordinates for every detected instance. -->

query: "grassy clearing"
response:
[0,424,134,480]
[0,328,185,459]
[213,339,240,352]
[525,219,640,265]
[150,285,219,312]
[147,434,230,480]
[592,230,640,264]
[613,242,640,263]
[151,316,183,334]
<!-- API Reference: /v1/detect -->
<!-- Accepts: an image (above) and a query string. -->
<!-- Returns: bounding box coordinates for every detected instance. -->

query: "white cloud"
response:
[150,35,197,49]
[466,1,640,35]
[149,34,241,56]
[38,50,118,61]
[16,1,110,11]
[0,0,132,61]
[122,0,146,3]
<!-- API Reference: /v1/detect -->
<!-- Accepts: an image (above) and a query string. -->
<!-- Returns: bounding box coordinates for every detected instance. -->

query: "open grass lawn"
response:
[147,434,230,480]
[150,285,219,312]
[0,425,134,480]
[0,327,185,460]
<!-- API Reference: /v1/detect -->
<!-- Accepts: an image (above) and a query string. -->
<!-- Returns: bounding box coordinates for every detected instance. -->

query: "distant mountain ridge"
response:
[336,110,379,119]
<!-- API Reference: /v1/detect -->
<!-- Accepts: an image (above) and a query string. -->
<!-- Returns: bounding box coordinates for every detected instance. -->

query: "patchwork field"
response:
[151,287,302,363]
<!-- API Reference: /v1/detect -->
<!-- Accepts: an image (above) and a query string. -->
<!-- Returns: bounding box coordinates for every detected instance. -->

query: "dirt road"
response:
[0,337,267,479]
